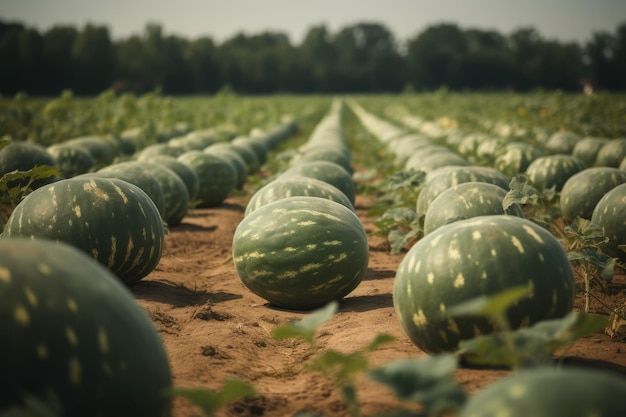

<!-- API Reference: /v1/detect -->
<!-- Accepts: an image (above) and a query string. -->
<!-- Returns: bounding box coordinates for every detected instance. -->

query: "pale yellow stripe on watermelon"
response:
[14,304,30,325]
[447,319,461,334]
[108,236,117,268]
[36,344,48,359]
[125,236,134,263]
[284,247,297,252]
[277,270,298,279]
[289,208,343,222]
[327,253,348,262]
[38,263,52,275]
[248,270,273,279]
[299,263,322,273]
[67,298,79,312]
[0,267,11,284]
[448,246,461,260]
[430,234,443,247]
[298,220,317,226]
[522,224,544,244]
[68,357,82,384]
[98,327,110,354]
[323,240,342,246]
[47,187,58,225]
[109,181,128,204]
[310,274,345,293]
[84,179,110,201]
[23,286,37,307]
[66,326,78,347]
[511,236,525,254]
[412,309,428,327]
[453,272,465,288]
[128,247,146,271]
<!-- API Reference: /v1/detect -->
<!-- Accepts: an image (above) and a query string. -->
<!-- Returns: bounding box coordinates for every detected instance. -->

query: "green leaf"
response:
[503,175,541,210]
[271,301,338,343]
[457,312,610,368]
[369,355,466,414]
[380,207,418,224]
[170,380,256,417]
[0,395,62,417]
[307,350,369,381]
[364,333,395,352]
[447,286,532,318]
[383,169,426,192]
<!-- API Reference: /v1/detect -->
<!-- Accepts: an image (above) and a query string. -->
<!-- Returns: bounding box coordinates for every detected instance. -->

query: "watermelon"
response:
[137,155,200,202]
[423,182,525,235]
[494,142,543,177]
[177,151,237,207]
[95,161,167,219]
[459,367,626,417]
[560,167,626,222]
[595,138,626,167]
[0,141,60,189]
[544,131,581,154]
[591,182,626,263]
[281,160,356,205]
[135,161,190,226]
[0,238,172,417]
[204,144,248,190]
[63,136,117,170]
[525,154,586,191]
[47,144,95,178]
[245,175,354,217]
[233,196,369,310]
[572,137,610,166]
[393,215,575,353]
[416,166,510,216]
[2,177,165,284]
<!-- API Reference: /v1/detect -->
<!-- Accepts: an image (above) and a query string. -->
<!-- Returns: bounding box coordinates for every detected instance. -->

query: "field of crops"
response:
[1,91,626,417]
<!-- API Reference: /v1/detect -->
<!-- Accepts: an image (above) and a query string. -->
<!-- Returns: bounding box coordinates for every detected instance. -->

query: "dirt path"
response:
[131,193,626,417]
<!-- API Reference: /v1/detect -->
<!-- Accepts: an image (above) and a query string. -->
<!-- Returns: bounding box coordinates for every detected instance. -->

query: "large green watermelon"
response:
[233,196,368,310]
[3,177,165,284]
[0,238,172,417]
[393,215,575,354]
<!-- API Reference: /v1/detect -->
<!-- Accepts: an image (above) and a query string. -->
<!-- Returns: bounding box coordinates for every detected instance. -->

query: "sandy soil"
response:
[130,191,626,417]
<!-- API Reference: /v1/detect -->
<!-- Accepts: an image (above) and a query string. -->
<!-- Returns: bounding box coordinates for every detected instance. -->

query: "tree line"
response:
[0,18,624,95]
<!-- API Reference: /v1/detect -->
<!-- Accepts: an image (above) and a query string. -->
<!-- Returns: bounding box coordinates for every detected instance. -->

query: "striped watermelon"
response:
[2,177,165,284]
[0,238,172,417]
[232,196,368,310]
[393,215,575,353]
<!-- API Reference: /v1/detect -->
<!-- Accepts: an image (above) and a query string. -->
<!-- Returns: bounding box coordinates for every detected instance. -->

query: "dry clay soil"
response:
[131,191,626,417]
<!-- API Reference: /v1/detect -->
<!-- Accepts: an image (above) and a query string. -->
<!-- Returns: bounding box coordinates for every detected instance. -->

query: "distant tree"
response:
[332,22,404,92]
[218,31,295,93]
[586,22,626,90]
[0,21,25,94]
[184,37,222,93]
[71,24,116,94]
[299,25,336,92]
[405,23,468,90]
[42,26,78,94]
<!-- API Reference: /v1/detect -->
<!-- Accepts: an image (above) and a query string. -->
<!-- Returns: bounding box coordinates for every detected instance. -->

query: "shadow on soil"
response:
[131,279,242,307]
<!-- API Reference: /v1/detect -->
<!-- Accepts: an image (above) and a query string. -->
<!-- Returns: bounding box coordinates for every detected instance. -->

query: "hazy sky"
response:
[1,0,625,44]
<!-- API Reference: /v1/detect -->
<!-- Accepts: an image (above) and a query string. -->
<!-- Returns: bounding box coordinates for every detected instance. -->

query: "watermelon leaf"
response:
[447,286,532,318]
[271,301,338,343]
[456,312,610,368]
[170,380,256,417]
[368,354,466,415]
